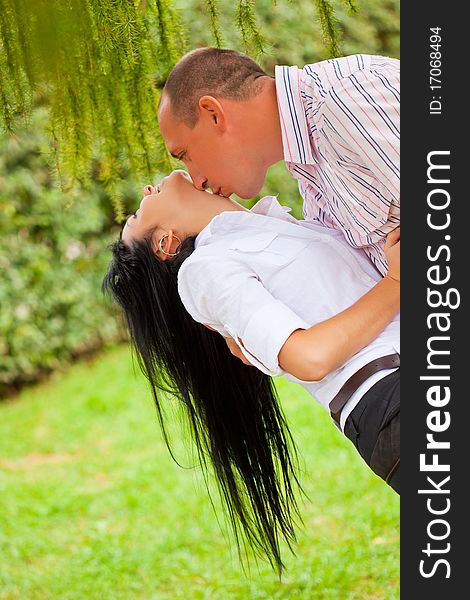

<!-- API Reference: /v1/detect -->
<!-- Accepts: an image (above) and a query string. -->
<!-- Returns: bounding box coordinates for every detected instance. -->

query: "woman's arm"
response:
[183,229,399,379]
[278,229,400,381]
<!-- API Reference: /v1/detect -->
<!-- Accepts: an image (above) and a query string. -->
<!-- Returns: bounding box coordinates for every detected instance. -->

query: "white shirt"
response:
[178,196,400,432]
[275,54,400,276]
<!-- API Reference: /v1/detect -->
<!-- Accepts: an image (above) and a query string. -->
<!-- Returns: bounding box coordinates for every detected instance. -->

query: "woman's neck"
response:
[189,194,249,236]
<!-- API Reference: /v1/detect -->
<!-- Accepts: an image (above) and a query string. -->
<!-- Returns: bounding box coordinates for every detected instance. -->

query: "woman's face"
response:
[121,170,209,247]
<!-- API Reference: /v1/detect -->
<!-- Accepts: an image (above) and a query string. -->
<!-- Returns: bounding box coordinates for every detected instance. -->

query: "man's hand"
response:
[203,324,252,366]
[224,336,253,366]
[224,338,253,367]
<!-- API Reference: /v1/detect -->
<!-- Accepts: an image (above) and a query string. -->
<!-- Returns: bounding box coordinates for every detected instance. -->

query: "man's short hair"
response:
[162,48,268,128]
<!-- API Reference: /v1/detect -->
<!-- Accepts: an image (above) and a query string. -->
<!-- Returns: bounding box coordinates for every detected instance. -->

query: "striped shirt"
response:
[275,54,400,275]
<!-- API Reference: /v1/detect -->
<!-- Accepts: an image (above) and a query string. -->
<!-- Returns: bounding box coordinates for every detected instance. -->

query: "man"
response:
[158,47,400,277]
[157,48,401,491]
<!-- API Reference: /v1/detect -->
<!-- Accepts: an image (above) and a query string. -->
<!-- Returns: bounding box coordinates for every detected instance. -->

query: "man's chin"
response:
[235,183,264,200]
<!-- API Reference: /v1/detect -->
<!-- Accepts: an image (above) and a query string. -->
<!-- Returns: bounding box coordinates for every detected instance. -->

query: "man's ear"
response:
[198,96,227,130]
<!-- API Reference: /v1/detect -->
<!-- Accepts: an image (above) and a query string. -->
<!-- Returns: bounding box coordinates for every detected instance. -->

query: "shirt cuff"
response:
[224,301,310,376]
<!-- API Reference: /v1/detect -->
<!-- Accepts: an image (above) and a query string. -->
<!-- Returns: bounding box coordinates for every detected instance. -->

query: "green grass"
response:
[0,345,399,599]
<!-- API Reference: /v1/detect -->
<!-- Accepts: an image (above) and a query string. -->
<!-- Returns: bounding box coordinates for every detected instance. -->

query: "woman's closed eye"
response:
[123,211,138,229]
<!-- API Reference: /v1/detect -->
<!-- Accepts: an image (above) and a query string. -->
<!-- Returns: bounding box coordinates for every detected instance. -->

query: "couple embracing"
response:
[103,47,400,570]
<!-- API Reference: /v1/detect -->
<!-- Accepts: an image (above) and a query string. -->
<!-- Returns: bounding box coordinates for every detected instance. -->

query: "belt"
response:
[329,353,400,427]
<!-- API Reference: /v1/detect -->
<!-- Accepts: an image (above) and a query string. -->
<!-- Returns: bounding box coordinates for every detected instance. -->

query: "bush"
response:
[0,108,126,395]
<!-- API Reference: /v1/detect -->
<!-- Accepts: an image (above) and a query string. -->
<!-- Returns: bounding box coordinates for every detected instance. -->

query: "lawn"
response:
[0,345,399,599]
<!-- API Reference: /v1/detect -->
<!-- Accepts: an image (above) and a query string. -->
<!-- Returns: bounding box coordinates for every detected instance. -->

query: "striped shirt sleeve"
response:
[304,57,400,225]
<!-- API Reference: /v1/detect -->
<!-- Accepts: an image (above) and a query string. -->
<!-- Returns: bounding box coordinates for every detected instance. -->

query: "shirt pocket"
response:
[229,232,309,267]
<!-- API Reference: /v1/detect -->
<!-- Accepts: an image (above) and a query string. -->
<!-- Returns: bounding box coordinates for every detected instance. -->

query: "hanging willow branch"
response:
[0,0,182,194]
[315,0,339,57]
[236,0,266,56]
[205,0,224,48]
[0,0,359,215]
[313,0,360,57]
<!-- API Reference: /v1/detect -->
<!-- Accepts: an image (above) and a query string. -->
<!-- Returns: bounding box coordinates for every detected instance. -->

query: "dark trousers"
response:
[343,369,400,494]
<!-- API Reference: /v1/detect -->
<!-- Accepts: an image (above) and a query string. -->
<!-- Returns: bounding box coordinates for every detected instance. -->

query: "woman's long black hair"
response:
[102,232,302,572]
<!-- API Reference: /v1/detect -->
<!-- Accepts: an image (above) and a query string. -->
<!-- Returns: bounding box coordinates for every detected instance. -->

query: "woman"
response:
[103,170,400,571]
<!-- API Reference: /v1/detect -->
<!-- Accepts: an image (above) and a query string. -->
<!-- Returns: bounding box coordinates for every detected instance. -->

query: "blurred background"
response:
[0,1,400,598]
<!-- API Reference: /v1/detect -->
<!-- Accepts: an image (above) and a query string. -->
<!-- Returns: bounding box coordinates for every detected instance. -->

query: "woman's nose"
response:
[144,185,156,196]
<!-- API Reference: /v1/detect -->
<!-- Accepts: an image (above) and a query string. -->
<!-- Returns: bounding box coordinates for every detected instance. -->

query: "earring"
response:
[158,233,182,257]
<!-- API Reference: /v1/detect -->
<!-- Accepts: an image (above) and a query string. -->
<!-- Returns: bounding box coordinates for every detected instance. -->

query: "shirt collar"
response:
[250,195,298,223]
[195,196,297,248]
[274,65,315,165]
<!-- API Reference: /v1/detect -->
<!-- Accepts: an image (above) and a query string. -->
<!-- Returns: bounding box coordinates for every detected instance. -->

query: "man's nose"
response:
[192,173,209,191]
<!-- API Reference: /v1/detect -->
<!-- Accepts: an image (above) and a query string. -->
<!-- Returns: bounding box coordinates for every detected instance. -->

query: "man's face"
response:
[158,96,267,199]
